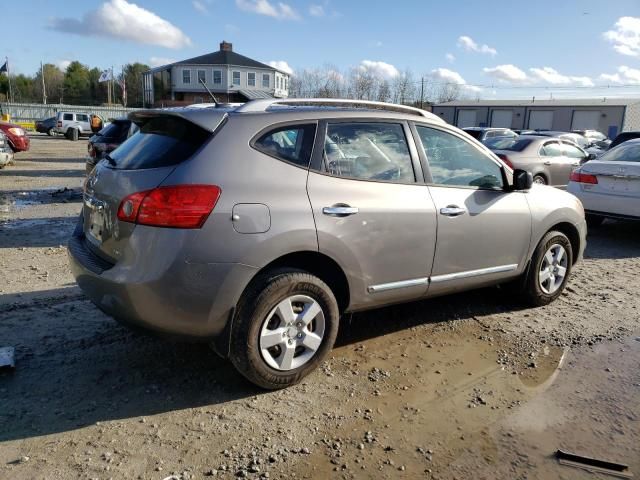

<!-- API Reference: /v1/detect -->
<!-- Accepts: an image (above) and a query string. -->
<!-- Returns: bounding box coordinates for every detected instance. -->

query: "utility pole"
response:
[41,61,47,104]
[6,57,13,103]
[420,77,425,109]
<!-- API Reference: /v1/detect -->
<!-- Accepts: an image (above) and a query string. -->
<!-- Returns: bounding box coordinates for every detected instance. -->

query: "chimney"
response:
[220,41,233,52]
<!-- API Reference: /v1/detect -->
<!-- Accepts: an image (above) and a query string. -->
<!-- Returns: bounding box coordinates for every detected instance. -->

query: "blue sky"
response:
[3,0,640,98]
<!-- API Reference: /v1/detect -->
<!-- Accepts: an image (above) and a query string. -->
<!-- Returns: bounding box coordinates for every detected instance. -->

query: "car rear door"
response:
[539,140,571,187]
[306,120,437,310]
[412,123,531,295]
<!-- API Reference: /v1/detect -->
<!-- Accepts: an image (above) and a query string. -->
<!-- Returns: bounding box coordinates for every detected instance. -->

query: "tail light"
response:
[57,121,62,128]
[570,171,598,184]
[117,185,221,229]
[88,145,96,158]
[496,153,514,170]
[8,127,25,136]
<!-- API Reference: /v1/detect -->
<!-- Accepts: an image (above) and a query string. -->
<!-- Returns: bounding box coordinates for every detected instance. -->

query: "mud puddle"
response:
[297,324,638,479]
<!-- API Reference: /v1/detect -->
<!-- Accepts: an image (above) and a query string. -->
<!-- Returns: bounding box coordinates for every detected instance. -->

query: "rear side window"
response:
[540,141,562,157]
[254,124,316,168]
[98,121,130,142]
[63,113,73,121]
[323,122,415,183]
[108,116,210,170]
[464,130,483,140]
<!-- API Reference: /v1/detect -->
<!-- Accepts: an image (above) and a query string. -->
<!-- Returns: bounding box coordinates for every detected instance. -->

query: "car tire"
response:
[230,269,339,390]
[533,174,547,185]
[519,230,573,307]
[586,214,605,228]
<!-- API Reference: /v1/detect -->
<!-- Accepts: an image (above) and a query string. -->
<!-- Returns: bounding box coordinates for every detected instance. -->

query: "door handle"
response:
[543,160,552,165]
[439,206,466,217]
[323,205,359,217]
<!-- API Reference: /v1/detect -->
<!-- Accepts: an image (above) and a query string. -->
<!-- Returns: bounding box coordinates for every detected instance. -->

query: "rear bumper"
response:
[569,183,640,219]
[67,218,258,340]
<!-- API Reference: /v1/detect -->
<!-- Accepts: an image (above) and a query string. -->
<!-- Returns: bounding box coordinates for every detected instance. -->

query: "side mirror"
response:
[587,153,597,161]
[513,169,533,190]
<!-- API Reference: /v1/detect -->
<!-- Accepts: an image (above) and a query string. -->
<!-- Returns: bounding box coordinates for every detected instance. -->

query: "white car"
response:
[567,139,640,226]
[55,111,92,140]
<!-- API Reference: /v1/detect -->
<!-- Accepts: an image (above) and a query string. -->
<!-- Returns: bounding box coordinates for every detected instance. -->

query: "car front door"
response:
[306,120,438,310]
[412,124,532,296]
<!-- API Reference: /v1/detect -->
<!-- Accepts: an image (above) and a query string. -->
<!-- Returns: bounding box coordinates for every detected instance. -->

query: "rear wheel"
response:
[533,174,547,185]
[519,231,572,306]
[230,269,339,389]
[586,214,605,228]
[47,127,55,136]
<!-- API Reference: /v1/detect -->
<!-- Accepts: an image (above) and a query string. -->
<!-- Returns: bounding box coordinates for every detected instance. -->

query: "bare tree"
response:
[392,69,416,104]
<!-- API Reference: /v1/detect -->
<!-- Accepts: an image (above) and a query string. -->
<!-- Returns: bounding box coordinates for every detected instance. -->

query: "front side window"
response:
[183,69,191,84]
[76,114,88,122]
[248,72,256,87]
[213,70,222,85]
[254,124,316,167]
[197,70,206,83]
[324,123,415,183]
[563,143,586,159]
[540,141,563,157]
[416,126,503,189]
[232,71,241,86]
[262,74,270,88]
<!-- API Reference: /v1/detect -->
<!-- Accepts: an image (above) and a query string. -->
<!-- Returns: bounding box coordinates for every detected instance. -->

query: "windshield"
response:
[108,116,210,170]
[485,137,532,152]
[599,142,640,163]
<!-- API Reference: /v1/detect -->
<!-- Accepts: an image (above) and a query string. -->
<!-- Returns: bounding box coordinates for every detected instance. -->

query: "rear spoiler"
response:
[128,108,229,133]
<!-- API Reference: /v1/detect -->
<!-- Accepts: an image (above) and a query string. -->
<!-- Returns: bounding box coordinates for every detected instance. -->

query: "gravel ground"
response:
[0,135,638,479]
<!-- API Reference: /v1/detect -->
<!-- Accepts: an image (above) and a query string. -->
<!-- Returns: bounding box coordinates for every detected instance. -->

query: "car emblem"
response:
[618,166,626,174]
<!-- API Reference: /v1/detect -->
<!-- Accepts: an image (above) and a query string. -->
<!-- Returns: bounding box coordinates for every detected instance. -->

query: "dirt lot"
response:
[1,135,639,480]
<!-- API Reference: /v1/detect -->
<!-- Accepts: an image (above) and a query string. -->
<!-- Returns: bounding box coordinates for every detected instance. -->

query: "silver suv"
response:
[68,99,586,389]
[55,111,91,140]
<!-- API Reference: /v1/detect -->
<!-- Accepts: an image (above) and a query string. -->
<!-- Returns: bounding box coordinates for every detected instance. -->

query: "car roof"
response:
[131,98,445,132]
[462,127,511,131]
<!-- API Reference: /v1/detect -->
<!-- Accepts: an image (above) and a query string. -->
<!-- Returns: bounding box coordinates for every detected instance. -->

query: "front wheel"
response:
[230,269,339,389]
[519,231,573,306]
[533,174,547,185]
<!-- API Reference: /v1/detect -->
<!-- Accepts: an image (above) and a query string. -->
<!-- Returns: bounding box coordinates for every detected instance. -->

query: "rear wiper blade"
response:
[104,154,117,166]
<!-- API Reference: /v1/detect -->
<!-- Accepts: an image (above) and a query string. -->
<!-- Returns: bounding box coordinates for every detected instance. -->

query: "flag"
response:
[0,61,7,74]
[98,69,113,83]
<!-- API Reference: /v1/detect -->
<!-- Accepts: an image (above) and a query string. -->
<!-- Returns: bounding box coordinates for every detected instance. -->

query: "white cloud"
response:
[309,4,324,16]
[268,60,294,75]
[192,0,209,14]
[599,65,640,84]
[49,0,191,49]
[603,17,640,56]
[149,56,176,68]
[483,64,528,83]
[529,67,594,87]
[445,53,455,63]
[358,60,399,79]
[457,35,497,56]
[235,0,300,20]
[56,59,71,71]
[430,68,481,92]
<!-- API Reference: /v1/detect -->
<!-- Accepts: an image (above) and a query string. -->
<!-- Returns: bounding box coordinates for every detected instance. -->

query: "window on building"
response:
[232,71,241,86]
[416,126,503,189]
[213,70,222,85]
[262,74,270,88]
[277,77,281,90]
[197,70,206,83]
[284,77,288,90]
[248,72,256,87]
[254,124,317,168]
[183,69,191,84]
[324,123,415,183]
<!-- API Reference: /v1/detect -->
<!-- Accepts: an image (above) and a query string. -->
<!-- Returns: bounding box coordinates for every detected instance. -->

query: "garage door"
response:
[528,110,553,130]
[490,110,513,128]
[571,111,601,131]
[457,110,477,128]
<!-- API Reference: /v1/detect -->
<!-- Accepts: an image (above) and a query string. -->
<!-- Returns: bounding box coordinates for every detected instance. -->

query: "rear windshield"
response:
[463,130,482,140]
[485,138,532,152]
[96,121,130,142]
[599,142,640,163]
[108,116,210,170]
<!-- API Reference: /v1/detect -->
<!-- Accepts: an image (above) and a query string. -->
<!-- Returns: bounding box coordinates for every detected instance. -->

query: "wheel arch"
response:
[546,222,581,265]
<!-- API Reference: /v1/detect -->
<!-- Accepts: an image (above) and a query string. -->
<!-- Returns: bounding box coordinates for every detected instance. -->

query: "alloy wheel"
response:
[538,243,568,294]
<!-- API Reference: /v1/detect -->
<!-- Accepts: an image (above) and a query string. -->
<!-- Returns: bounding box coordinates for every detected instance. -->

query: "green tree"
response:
[63,61,91,104]
[122,63,149,107]
[33,64,64,104]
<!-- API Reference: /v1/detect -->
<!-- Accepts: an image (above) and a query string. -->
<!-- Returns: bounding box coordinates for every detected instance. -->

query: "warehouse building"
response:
[142,41,290,107]
[432,98,640,138]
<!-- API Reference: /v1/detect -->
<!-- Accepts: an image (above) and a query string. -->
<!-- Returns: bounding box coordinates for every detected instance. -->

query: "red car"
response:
[0,122,30,152]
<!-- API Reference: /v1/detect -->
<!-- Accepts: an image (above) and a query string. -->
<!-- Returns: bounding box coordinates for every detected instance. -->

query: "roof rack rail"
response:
[234,98,442,121]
